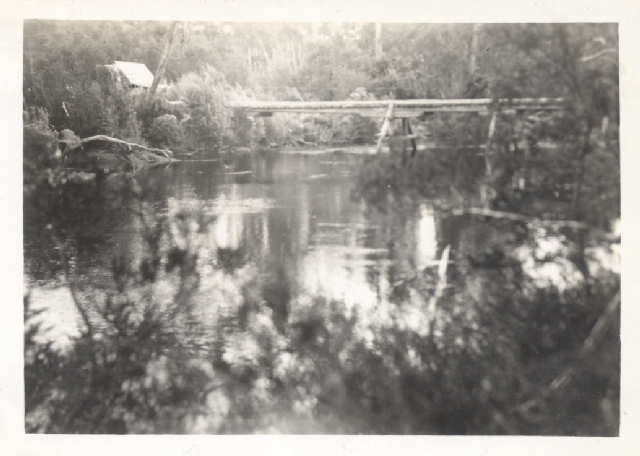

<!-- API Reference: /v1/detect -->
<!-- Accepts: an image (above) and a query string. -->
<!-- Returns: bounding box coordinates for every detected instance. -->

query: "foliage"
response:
[24,21,618,151]
[23,108,61,196]
[24,196,620,433]
[25,200,213,433]
[368,24,473,99]
[355,24,619,225]
[166,65,229,152]
[23,21,620,435]
[147,114,183,149]
[24,21,149,140]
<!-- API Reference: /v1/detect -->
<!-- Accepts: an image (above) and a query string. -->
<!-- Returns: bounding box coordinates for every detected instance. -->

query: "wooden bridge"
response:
[227,98,564,153]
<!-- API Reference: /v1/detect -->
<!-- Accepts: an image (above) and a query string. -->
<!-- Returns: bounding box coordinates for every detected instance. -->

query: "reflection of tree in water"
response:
[25,148,619,434]
[25,199,212,433]
[22,20,620,434]
[387,214,619,434]
[24,173,141,282]
[26,192,619,433]
[216,246,248,274]
[344,88,620,432]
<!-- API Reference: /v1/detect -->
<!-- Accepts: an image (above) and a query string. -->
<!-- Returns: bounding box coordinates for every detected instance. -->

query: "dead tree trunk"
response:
[469,23,482,76]
[375,23,383,61]
[146,21,180,106]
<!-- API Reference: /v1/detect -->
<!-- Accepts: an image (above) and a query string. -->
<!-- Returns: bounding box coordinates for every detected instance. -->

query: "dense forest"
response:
[23,21,620,435]
[24,22,617,143]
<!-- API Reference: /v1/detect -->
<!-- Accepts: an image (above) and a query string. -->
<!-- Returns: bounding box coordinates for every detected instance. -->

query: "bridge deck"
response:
[226,98,564,117]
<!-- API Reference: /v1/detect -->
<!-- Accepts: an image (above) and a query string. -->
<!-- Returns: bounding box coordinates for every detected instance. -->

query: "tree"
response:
[146,21,181,106]
[374,23,383,61]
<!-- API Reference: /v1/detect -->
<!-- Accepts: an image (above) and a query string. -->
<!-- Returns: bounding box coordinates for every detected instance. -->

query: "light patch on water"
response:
[316,221,379,228]
[415,204,438,270]
[223,170,252,176]
[298,238,450,348]
[167,193,277,216]
[210,195,277,214]
[214,212,244,250]
[300,246,384,308]
[27,286,80,350]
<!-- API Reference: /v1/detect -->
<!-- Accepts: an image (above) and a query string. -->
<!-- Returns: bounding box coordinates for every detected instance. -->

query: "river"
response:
[23,149,620,434]
[25,152,448,346]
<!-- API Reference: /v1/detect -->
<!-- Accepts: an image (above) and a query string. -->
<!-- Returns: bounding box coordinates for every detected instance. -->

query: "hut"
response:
[102,61,154,89]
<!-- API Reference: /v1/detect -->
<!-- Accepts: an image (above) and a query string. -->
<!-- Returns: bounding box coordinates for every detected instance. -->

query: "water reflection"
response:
[415,204,438,270]
[25,153,407,341]
[23,150,620,434]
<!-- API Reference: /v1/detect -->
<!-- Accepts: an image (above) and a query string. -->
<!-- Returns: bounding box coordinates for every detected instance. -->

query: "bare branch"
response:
[426,245,451,315]
[515,290,620,414]
[580,48,617,63]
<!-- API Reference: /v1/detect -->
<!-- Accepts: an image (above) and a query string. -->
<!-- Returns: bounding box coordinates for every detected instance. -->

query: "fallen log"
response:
[450,207,588,230]
[64,134,174,159]
[59,133,176,174]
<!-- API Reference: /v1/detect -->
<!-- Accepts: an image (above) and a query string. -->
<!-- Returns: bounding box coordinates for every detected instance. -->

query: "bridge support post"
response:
[479,110,500,208]
[485,111,498,176]
[402,118,418,156]
[376,102,395,154]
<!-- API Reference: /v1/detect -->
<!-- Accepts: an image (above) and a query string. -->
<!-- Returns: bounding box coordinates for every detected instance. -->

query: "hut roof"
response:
[112,61,154,88]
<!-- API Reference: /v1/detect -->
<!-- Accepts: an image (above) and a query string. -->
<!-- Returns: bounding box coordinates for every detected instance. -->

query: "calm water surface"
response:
[26,152,450,345]
[23,150,619,433]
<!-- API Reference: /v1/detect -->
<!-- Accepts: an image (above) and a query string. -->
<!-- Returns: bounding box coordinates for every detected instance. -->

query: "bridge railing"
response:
[226,98,564,117]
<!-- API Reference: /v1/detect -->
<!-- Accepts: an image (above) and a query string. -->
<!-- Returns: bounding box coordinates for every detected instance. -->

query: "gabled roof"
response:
[112,61,154,88]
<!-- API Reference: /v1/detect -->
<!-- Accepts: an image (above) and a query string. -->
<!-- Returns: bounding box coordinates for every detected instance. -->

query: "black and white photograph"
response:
[11,2,632,446]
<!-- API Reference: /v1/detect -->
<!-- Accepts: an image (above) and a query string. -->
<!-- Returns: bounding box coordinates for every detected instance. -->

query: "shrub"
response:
[147,114,183,149]
[23,108,62,198]
[169,66,229,152]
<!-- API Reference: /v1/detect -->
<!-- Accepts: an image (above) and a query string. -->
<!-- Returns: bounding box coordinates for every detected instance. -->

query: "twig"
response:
[426,245,450,315]
[580,48,617,63]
